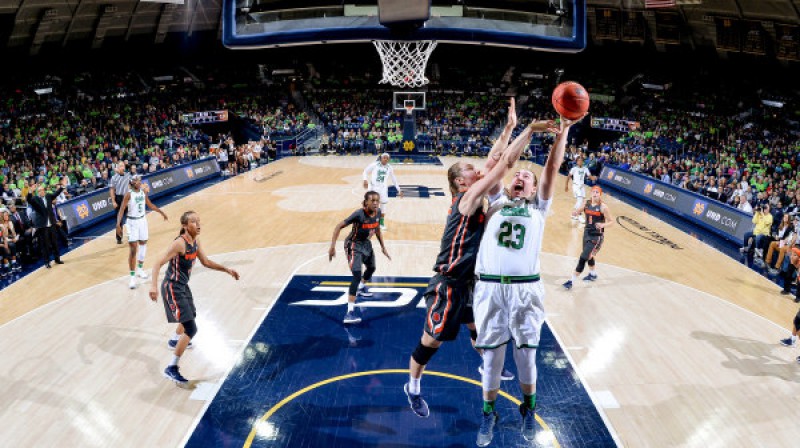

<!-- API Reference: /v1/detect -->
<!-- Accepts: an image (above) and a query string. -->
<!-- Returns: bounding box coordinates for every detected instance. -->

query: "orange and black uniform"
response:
[161,235,198,323]
[343,207,382,293]
[424,193,485,341]
[581,201,605,260]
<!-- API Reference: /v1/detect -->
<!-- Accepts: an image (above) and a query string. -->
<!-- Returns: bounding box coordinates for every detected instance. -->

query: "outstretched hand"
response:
[506,98,517,129]
[382,247,392,261]
[528,119,558,133]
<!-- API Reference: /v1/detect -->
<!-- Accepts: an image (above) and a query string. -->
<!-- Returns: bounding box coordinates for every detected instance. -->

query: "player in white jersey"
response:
[117,175,168,289]
[363,153,403,231]
[565,156,596,223]
[473,116,578,446]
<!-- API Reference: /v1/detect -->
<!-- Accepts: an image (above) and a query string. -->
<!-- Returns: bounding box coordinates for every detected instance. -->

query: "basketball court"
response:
[1,155,798,447]
[2,1,798,447]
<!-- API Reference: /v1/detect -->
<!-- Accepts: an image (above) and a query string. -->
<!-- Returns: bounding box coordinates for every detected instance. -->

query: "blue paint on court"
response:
[186,275,616,448]
[390,185,446,198]
[388,154,443,165]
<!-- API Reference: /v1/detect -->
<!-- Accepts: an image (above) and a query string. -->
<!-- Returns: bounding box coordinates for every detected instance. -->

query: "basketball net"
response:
[373,40,437,88]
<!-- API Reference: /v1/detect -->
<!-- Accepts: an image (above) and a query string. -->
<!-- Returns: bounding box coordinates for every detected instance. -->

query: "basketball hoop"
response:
[373,40,437,88]
[404,104,415,115]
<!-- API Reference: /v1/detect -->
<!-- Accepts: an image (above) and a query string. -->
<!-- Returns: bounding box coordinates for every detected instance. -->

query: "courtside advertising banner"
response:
[58,157,220,233]
[600,166,751,244]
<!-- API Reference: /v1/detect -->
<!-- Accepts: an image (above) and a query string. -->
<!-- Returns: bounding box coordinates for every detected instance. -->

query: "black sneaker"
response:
[403,383,430,418]
[163,365,189,386]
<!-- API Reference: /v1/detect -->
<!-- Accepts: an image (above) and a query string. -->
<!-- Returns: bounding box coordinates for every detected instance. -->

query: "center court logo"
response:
[290,278,427,309]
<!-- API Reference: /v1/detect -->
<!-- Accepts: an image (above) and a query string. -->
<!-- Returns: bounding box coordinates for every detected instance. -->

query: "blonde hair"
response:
[447,162,465,197]
[502,163,538,201]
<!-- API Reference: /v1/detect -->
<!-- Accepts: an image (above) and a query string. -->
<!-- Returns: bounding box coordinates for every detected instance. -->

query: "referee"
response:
[109,162,131,244]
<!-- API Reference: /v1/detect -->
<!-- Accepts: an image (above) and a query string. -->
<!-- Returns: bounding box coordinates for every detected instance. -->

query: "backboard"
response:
[393,92,426,111]
[223,0,586,53]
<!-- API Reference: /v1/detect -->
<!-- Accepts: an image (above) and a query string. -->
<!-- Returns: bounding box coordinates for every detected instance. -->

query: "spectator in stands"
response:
[0,209,19,275]
[7,203,32,262]
[737,194,754,213]
[740,204,773,258]
[765,214,797,274]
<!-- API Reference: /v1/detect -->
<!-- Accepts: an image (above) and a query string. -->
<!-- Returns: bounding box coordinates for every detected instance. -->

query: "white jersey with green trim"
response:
[363,162,398,190]
[128,189,147,218]
[476,193,551,276]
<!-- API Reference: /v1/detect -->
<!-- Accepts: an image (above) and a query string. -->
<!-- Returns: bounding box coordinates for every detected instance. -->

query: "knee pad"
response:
[513,346,538,385]
[587,258,595,267]
[137,244,147,261]
[183,320,198,339]
[411,343,439,366]
[349,271,362,295]
[575,257,587,273]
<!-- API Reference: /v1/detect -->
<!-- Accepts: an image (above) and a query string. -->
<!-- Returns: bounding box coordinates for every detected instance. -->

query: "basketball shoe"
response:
[404,383,430,418]
[476,411,498,447]
[163,365,189,386]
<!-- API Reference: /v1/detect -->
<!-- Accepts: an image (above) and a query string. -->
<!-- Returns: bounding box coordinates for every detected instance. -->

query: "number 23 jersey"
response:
[476,193,551,276]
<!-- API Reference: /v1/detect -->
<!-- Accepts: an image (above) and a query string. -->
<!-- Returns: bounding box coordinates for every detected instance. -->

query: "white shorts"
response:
[126,217,149,242]
[370,184,389,204]
[572,184,585,199]
[473,280,546,349]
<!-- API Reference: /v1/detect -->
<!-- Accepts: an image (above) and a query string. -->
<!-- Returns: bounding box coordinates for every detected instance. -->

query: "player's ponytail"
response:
[447,163,463,196]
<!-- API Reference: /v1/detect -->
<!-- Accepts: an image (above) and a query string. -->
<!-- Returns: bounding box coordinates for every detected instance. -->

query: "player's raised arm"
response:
[538,116,583,202]
[484,98,517,175]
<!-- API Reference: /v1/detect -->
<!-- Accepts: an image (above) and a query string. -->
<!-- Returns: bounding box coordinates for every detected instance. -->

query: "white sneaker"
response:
[137,269,149,279]
[129,277,137,289]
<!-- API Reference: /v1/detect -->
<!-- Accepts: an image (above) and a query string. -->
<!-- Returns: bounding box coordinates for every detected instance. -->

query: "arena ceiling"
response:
[0,0,798,55]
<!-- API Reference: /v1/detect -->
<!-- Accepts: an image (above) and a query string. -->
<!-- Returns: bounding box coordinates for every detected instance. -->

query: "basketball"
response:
[552,81,590,120]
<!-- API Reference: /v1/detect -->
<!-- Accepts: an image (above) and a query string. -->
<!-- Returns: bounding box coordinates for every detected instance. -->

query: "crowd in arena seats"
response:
[308,88,508,155]
[1,55,799,285]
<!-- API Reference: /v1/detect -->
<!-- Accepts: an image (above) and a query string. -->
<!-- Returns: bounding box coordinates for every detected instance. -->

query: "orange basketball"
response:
[552,81,590,120]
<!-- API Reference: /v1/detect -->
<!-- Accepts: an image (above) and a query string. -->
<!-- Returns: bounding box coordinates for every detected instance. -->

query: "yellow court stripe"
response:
[243,369,560,448]
[319,281,428,287]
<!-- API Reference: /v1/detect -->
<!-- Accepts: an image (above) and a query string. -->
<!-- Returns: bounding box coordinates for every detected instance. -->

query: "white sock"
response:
[408,376,421,395]
[171,333,180,342]
[347,302,355,312]
[792,335,797,343]
[359,281,366,290]
[170,355,180,366]
[571,274,577,282]
[590,271,597,277]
